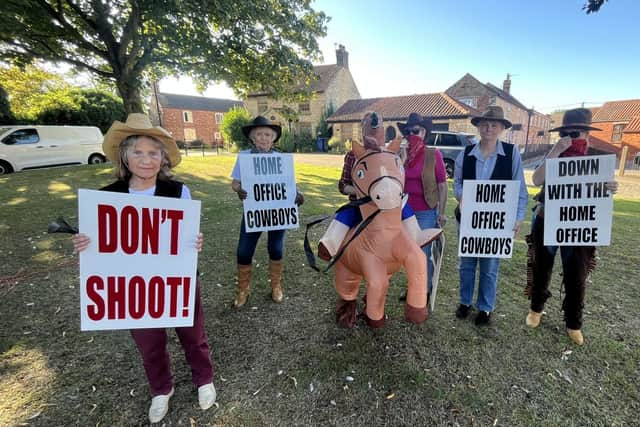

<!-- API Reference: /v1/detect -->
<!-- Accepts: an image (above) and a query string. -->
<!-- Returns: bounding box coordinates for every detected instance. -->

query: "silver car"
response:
[425,131,474,178]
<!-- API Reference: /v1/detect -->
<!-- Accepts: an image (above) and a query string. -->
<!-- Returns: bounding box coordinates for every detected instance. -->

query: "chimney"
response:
[336,44,348,69]
[502,73,511,94]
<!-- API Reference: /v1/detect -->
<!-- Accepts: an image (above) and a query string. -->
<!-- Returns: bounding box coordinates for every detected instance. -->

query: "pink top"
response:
[405,148,446,211]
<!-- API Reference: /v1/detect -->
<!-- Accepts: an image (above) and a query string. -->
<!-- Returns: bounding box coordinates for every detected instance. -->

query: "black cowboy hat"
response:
[549,108,601,132]
[242,116,282,143]
[397,112,433,136]
[471,106,512,129]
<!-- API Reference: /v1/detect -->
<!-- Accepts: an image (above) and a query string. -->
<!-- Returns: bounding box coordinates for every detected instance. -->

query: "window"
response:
[425,134,437,146]
[2,129,39,145]
[458,97,477,108]
[341,123,353,140]
[537,130,545,137]
[183,111,193,123]
[612,123,626,143]
[511,124,523,131]
[184,128,197,141]
[298,102,310,114]
[215,113,224,124]
[214,132,221,141]
[258,100,268,114]
[438,134,461,147]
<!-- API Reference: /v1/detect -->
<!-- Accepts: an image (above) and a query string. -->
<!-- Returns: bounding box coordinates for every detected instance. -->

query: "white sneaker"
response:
[148,388,174,423]
[198,383,217,410]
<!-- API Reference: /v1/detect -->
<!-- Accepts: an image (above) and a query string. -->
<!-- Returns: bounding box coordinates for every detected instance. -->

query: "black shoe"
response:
[474,311,491,325]
[455,304,471,319]
[398,290,407,302]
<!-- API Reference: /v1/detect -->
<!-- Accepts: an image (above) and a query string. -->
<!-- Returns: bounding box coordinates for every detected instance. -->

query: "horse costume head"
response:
[352,112,405,210]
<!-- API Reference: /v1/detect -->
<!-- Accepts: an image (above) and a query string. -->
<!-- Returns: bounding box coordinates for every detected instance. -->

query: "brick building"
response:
[326,92,479,142]
[446,73,551,149]
[590,99,640,159]
[150,90,243,146]
[244,45,360,135]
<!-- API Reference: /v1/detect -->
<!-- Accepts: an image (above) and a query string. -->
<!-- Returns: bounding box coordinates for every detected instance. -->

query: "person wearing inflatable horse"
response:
[525,108,618,345]
[230,116,304,308]
[318,112,440,262]
[72,114,216,424]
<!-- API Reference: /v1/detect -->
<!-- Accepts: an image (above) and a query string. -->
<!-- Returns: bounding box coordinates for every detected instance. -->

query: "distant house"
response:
[590,99,640,158]
[327,92,478,142]
[446,73,551,148]
[244,45,360,135]
[150,89,243,146]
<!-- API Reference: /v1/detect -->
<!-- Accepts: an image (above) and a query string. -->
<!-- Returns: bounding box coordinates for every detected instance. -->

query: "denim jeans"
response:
[459,256,501,312]
[415,208,438,294]
[236,218,286,265]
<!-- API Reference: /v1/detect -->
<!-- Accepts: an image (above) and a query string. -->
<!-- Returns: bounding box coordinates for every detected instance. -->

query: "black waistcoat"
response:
[462,142,514,181]
[100,179,184,198]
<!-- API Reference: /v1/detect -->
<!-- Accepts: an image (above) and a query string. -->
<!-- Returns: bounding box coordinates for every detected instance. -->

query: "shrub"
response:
[328,136,346,153]
[220,106,252,151]
[296,130,315,153]
[277,129,295,153]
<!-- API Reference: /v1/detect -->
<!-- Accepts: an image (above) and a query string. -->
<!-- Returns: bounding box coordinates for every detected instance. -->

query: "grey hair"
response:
[115,135,174,181]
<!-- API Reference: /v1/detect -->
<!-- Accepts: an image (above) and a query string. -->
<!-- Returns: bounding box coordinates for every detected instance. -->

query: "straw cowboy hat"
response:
[397,112,433,136]
[549,108,601,132]
[471,106,512,129]
[102,113,181,167]
[242,116,282,143]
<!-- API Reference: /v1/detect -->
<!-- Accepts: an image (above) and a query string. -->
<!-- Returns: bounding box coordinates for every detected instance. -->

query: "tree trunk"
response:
[116,76,144,115]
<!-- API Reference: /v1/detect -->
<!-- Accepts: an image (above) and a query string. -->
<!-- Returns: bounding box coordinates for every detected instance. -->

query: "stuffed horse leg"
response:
[334,263,362,328]
[392,235,428,323]
[359,256,391,328]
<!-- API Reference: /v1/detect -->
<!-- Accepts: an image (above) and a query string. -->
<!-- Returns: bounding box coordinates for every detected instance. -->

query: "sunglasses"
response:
[559,131,582,139]
[408,128,423,135]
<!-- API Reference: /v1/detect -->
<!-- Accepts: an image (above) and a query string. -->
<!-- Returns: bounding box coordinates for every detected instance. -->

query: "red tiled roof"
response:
[623,116,640,133]
[327,92,478,123]
[588,135,622,155]
[592,99,640,122]
[248,64,342,97]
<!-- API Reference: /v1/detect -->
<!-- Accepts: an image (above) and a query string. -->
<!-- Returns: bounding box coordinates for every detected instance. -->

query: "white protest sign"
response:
[544,154,615,246]
[78,189,200,331]
[239,153,299,232]
[458,180,519,258]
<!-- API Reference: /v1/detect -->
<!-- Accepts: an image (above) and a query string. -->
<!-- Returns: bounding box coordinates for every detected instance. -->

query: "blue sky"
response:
[162,0,640,113]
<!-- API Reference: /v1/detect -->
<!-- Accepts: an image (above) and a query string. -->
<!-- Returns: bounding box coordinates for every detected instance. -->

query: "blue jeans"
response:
[415,208,438,294]
[236,218,285,265]
[459,256,501,312]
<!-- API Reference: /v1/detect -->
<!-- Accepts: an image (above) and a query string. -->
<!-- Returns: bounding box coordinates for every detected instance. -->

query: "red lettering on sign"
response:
[97,204,118,252]
[86,275,105,320]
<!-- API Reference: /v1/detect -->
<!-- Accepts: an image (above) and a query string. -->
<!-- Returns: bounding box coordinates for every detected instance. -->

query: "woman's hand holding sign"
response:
[72,233,91,253]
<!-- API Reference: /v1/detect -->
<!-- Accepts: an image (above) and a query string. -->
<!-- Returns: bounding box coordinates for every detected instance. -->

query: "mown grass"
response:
[1,155,639,426]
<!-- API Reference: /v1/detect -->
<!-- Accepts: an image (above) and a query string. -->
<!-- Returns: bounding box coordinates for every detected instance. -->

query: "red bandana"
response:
[405,134,425,166]
[560,139,588,157]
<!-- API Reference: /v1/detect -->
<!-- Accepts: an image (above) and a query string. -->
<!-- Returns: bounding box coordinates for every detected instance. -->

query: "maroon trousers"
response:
[130,284,214,396]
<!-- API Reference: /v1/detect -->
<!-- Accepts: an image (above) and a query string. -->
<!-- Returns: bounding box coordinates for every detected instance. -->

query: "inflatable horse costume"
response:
[320,112,442,328]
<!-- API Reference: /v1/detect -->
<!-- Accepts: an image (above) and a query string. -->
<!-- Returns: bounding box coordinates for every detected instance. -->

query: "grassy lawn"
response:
[1,155,639,426]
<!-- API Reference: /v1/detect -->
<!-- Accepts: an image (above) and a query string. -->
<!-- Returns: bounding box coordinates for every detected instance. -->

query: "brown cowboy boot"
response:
[234,264,252,308]
[268,259,284,303]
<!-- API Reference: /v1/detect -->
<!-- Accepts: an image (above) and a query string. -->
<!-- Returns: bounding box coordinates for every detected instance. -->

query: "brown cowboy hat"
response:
[471,106,512,129]
[397,112,433,136]
[102,113,181,167]
[242,115,282,143]
[549,108,601,132]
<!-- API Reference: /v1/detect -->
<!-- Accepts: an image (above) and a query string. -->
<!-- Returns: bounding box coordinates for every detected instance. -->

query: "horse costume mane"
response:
[334,112,429,328]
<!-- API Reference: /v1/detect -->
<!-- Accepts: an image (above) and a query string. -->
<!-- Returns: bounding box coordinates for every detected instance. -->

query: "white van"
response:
[0,125,106,175]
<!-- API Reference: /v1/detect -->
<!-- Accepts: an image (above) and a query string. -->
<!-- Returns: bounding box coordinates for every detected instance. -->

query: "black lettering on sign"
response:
[555,227,599,243]
[559,205,596,222]
[559,158,599,176]
[253,156,283,175]
[475,183,506,203]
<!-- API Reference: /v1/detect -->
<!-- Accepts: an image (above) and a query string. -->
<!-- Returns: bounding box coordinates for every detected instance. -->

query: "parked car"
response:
[0,126,106,175]
[425,131,474,178]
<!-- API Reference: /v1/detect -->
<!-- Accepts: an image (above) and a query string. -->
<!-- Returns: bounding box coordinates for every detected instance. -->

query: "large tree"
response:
[0,0,328,114]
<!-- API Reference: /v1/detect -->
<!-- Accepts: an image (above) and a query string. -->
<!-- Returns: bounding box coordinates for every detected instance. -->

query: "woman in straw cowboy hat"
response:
[453,106,528,326]
[525,108,619,345]
[230,115,304,307]
[71,113,216,423]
